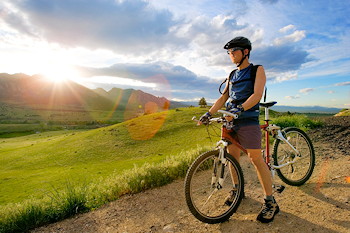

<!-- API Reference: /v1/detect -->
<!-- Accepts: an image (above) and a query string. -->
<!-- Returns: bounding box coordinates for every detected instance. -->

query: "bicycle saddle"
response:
[260,101,277,108]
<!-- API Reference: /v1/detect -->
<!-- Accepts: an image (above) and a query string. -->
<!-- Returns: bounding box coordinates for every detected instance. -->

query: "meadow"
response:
[0,107,324,232]
[0,102,124,137]
[0,107,212,204]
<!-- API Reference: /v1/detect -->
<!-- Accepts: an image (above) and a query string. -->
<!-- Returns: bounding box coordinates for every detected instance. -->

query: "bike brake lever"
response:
[192,116,201,124]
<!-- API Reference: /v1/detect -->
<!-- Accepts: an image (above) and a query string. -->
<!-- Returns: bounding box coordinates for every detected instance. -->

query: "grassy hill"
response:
[0,107,215,206]
[335,109,350,116]
[0,107,326,232]
[0,73,115,110]
[0,74,183,134]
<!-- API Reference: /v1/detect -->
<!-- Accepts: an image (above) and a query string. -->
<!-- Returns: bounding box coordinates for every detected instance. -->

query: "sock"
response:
[265,195,274,202]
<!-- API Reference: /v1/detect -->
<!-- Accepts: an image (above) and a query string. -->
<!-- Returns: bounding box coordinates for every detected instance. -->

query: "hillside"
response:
[0,73,180,112]
[93,87,170,120]
[0,73,114,110]
[0,107,213,206]
[335,109,350,116]
[93,87,187,110]
[32,116,350,233]
[0,73,181,125]
[271,105,342,114]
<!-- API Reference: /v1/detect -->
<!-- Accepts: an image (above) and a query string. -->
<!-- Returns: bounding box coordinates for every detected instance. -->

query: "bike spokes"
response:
[273,128,315,186]
[184,150,244,223]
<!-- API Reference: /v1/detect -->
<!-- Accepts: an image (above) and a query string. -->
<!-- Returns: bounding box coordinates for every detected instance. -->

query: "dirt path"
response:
[32,117,350,233]
[32,140,350,233]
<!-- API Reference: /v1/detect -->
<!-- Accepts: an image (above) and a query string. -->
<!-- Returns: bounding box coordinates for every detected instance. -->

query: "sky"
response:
[0,0,349,108]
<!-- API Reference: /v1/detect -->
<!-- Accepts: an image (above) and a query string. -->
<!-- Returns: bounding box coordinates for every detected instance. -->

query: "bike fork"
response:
[211,147,228,190]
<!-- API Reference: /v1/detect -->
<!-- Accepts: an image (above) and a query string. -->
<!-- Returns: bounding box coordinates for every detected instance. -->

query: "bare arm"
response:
[241,66,266,111]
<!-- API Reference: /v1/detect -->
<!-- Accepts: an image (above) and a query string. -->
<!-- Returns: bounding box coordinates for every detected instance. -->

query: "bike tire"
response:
[273,127,315,186]
[184,150,244,224]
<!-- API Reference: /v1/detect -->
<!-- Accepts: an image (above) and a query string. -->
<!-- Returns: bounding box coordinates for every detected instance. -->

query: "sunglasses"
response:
[226,47,244,54]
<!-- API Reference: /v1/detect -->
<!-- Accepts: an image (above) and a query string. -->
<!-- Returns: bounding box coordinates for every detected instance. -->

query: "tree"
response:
[199,97,207,108]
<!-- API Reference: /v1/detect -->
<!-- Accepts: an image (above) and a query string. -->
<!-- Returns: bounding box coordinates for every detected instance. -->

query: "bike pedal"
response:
[275,185,285,193]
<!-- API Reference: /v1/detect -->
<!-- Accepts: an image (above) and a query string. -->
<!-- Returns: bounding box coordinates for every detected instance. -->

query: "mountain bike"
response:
[184,101,315,224]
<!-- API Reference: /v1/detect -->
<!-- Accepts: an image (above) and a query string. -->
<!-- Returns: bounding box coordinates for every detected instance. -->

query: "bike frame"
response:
[218,107,301,170]
[220,122,271,166]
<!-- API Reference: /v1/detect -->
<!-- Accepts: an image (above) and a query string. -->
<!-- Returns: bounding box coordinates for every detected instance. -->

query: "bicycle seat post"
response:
[260,101,277,122]
[264,106,270,122]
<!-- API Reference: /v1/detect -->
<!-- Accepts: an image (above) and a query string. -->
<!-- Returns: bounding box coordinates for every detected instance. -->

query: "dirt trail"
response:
[33,117,350,233]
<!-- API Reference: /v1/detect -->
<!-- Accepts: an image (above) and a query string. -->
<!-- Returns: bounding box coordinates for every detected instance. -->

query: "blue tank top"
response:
[225,64,260,119]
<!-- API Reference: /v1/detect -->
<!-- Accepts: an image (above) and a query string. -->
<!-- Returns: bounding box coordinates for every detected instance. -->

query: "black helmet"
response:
[224,36,252,51]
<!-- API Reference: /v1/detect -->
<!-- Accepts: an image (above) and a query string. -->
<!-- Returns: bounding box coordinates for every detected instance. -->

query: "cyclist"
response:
[198,36,279,223]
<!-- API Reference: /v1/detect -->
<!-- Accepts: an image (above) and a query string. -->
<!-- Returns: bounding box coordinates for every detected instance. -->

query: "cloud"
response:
[274,30,306,46]
[266,71,298,82]
[299,88,314,94]
[285,95,300,100]
[0,3,35,36]
[328,90,335,94]
[1,0,313,78]
[251,45,311,73]
[3,0,182,54]
[279,24,296,34]
[76,62,219,99]
[335,81,350,86]
[1,0,257,70]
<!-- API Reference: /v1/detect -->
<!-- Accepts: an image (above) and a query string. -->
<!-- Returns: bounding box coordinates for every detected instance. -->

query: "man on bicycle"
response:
[199,36,279,223]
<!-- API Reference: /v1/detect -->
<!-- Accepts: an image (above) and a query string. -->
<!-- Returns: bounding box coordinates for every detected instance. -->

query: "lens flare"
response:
[346,176,350,183]
[124,74,171,140]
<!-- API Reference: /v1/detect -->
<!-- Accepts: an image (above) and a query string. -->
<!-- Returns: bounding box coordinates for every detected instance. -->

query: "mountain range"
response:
[0,73,186,115]
[270,105,342,114]
[181,101,342,114]
[0,73,342,114]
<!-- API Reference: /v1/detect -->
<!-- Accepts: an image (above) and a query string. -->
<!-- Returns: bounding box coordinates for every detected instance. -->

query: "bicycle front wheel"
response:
[184,150,244,224]
[273,127,315,186]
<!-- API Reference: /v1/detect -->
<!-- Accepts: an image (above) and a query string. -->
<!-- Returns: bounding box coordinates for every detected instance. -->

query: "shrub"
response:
[0,146,210,233]
[272,115,323,130]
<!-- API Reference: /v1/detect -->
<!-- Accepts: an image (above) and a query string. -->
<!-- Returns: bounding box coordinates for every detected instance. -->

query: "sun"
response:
[41,64,80,83]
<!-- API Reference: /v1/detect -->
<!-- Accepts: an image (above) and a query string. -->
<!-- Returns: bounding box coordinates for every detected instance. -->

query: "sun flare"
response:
[42,64,80,83]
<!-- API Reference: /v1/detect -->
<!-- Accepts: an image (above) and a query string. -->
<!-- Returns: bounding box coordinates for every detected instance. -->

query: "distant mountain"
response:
[0,73,114,110]
[93,87,187,110]
[270,105,342,114]
[0,73,178,115]
[4,73,338,115]
[175,100,341,114]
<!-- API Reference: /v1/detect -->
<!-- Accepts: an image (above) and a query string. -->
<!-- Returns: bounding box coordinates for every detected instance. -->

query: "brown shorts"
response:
[229,124,262,149]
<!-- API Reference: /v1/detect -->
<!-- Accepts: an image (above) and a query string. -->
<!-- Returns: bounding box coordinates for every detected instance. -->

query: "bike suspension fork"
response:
[211,147,227,189]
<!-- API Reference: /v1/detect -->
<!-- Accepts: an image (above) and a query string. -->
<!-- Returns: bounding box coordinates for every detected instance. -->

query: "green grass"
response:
[0,107,323,232]
[0,146,210,233]
[0,107,213,205]
[0,102,125,124]
[270,114,323,131]
[0,108,322,205]
[335,109,350,116]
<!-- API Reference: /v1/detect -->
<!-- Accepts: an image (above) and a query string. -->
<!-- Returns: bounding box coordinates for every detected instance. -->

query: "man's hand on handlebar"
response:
[228,104,244,115]
[198,111,212,125]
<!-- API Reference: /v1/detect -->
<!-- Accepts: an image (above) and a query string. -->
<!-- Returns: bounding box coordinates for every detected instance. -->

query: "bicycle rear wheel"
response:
[273,127,315,186]
[184,150,244,224]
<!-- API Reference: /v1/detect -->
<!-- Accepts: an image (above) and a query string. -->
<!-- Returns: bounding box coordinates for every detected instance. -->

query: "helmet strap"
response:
[236,50,247,67]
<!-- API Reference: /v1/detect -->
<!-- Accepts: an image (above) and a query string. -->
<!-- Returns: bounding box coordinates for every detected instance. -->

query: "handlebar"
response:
[217,110,239,119]
[192,110,239,124]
